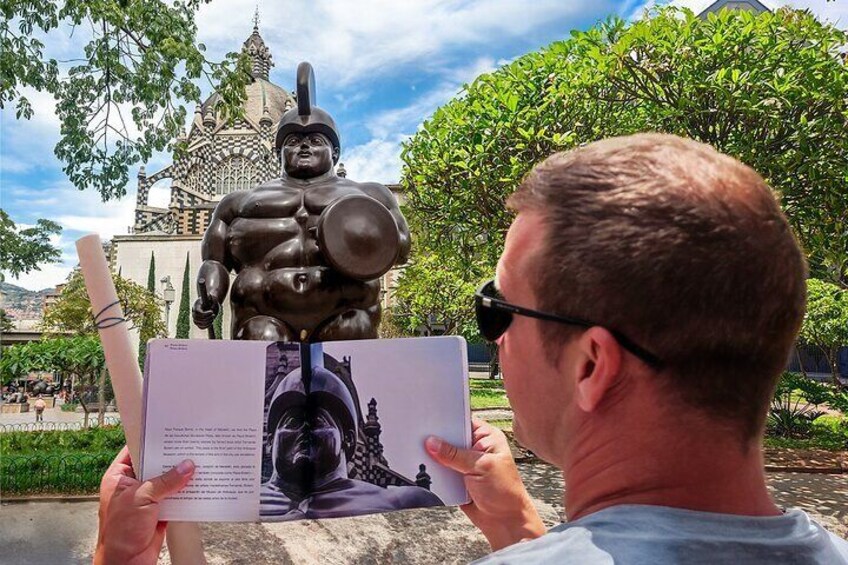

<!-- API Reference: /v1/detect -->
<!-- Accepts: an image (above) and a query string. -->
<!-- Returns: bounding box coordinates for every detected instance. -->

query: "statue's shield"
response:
[318,195,400,281]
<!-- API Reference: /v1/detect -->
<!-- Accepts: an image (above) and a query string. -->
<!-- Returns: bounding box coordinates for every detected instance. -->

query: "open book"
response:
[140,336,471,522]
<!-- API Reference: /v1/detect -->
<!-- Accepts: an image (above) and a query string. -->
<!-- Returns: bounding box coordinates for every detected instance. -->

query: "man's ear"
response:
[332,147,340,163]
[566,327,623,413]
[344,429,356,451]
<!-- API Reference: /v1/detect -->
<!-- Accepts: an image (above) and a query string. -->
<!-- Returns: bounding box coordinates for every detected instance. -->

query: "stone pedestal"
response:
[1,403,29,413]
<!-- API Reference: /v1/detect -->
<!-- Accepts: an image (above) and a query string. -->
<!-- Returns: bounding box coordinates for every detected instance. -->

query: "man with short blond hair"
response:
[93,133,847,563]
[424,133,847,563]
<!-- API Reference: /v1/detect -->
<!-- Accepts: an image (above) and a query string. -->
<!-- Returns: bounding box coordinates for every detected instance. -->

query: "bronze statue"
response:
[193,62,410,342]
[259,362,442,520]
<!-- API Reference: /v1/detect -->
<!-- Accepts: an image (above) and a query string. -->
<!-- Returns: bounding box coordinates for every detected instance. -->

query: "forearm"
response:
[478,494,546,551]
[197,260,230,303]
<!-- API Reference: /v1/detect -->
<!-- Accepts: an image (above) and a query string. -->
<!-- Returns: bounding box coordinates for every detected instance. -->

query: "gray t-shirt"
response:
[473,505,848,564]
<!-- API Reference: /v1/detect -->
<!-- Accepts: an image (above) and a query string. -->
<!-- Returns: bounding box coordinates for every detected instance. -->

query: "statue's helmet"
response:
[266,364,358,459]
[275,62,341,162]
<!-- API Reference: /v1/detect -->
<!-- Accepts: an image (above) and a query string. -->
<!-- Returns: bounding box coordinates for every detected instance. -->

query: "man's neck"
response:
[311,459,349,492]
[560,409,780,521]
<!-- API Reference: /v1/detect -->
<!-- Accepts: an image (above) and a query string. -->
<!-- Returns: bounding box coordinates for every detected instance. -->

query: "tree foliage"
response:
[0,335,108,425]
[800,279,848,386]
[0,308,15,332]
[175,252,191,339]
[1,0,250,200]
[0,336,104,386]
[139,251,157,365]
[40,269,165,341]
[400,7,848,336]
[390,253,481,341]
[0,209,62,281]
[146,251,156,292]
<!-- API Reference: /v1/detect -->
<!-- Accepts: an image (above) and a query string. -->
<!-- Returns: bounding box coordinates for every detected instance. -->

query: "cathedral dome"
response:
[199,21,293,128]
[200,78,293,128]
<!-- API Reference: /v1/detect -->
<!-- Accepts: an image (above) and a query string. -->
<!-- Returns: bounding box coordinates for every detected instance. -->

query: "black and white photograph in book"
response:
[259,340,469,521]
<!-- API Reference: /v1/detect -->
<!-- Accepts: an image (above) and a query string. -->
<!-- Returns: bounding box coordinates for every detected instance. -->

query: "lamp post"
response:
[160,276,176,336]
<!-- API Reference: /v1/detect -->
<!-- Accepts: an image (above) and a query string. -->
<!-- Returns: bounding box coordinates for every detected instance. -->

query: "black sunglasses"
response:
[474,279,662,369]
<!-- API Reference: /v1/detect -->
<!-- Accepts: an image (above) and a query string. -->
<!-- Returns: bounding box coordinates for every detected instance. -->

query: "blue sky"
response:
[1,0,845,291]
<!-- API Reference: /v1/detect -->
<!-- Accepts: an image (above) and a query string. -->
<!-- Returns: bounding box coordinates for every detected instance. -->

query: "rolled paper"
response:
[76,234,207,565]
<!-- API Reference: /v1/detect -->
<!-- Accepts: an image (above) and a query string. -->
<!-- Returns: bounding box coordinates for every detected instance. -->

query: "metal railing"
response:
[0,417,121,434]
[1,452,115,495]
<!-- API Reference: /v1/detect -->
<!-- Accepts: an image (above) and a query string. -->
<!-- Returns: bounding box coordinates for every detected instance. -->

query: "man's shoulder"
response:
[473,506,848,565]
[828,531,848,560]
[473,525,614,565]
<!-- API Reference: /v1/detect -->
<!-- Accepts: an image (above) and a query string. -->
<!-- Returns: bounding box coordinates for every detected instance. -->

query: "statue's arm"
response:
[198,192,241,304]
[361,182,411,264]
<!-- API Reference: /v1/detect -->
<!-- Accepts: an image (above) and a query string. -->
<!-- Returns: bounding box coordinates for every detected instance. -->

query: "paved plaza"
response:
[2,464,846,565]
[0,407,120,427]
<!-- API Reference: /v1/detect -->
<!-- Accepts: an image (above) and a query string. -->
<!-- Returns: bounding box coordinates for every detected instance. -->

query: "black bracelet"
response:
[93,299,126,329]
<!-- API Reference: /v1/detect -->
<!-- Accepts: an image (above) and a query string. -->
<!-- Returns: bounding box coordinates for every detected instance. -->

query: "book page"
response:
[142,336,470,522]
[141,340,268,522]
[321,336,471,508]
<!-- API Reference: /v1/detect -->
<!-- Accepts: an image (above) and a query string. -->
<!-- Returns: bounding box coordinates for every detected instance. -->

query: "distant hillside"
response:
[0,282,53,322]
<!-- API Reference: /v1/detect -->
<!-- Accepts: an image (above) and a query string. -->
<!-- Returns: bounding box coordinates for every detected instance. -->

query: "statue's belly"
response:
[231,267,378,330]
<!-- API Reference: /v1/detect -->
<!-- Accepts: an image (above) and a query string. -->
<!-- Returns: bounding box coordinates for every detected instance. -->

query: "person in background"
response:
[34,394,46,423]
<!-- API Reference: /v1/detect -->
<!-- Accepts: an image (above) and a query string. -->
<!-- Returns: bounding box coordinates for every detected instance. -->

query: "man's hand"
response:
[94,446,195,565]
[192,297,219,329]
[426,418,545,551]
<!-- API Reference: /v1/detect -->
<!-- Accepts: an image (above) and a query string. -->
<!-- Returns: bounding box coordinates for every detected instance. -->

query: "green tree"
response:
[799,279,848,387]
[390,253,482,341]
[41,269,165,340]
[0,336,106,426]
[175,252,191,338]
[40,270,162,421]
[401,6,848,333]
[0,209,62,282]
[1,0,250,200]
[138,251,156,365]
[146,252,156,292]
[0,308,14,332]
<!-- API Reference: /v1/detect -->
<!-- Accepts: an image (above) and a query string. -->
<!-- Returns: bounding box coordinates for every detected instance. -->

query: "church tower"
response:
[132,19,294,236]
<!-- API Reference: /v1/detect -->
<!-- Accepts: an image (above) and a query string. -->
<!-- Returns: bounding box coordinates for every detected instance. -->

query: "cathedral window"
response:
[184,165,202,193]
[215,156,257,195]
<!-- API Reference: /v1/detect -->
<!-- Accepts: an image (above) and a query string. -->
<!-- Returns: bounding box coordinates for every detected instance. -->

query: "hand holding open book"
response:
[140,336,471,522]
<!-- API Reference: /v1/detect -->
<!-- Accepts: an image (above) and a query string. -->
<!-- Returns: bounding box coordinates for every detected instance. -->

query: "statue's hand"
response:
[192,297,219,329]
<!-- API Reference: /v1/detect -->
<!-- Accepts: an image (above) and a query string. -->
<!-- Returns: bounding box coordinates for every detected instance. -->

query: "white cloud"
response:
[4,179,135,229]
[1,178,137,290]
[196,0,616,86]
[342,55,500,183]
[362,55,497,143]
[3,263,73,292]
[0,88,62,175]
[342,136,408,184]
